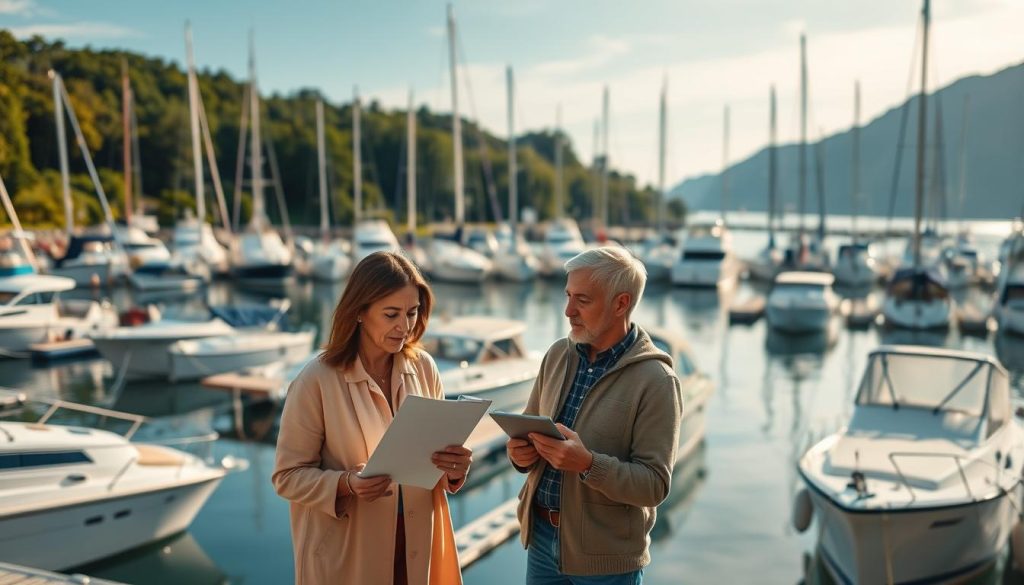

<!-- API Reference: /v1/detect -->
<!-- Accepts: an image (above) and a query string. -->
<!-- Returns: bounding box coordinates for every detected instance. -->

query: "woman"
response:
[273,251,471,584]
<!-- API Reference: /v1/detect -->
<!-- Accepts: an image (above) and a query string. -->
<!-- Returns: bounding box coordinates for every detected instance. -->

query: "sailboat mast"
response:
[913,0,930,269]
[353,88,363,223]
[121,60,133,224]
[51,72,73,235]
[722,105,730,224]
[601,86,610,229]
[316,99,329,243]
[956,95,969,229]
[768,85,778,248]
[186,23,206,233]
[852,80,861,241]
[447,4,464,227]
[248,32,264,228]
[799,33,808,237]
[407,90,417,236]
[554,104,564,219]
[657,78,667,232]
[507,66,517,232]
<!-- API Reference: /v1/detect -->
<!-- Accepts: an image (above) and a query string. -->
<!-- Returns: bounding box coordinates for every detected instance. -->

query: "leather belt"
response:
[533,505,560,528]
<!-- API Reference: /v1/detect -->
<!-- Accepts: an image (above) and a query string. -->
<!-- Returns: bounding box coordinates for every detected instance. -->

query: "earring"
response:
[357,318,362,323]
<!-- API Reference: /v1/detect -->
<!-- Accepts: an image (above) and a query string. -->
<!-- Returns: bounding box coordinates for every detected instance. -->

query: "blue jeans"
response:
[526,513,644,585]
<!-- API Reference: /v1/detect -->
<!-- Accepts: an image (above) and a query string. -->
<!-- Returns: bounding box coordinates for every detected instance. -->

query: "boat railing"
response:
[886,451,998,505]
[37,399,147,440]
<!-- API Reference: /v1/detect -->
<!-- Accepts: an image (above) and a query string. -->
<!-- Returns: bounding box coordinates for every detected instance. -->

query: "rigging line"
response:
[233,83,251,232]
[455,27,502,224]
[260,104,293,243]
[885,15,924,239]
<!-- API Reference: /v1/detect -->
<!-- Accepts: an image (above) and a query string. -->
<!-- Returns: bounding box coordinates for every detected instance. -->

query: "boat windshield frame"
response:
[854,350,1001,419]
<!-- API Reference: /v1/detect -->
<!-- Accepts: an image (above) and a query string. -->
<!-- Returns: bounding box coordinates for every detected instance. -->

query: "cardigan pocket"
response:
[581,502,640,555]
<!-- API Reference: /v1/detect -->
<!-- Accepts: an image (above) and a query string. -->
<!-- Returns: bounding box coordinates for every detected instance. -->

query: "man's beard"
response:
[568,326,596,345]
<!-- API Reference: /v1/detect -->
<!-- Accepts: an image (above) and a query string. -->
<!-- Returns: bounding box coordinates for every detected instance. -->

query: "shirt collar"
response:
[343,350,418,384]
[575,323,637,365]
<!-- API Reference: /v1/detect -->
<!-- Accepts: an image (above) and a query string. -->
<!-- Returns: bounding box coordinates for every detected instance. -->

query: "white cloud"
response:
[0,0,32,15]
[338,2,1024,189]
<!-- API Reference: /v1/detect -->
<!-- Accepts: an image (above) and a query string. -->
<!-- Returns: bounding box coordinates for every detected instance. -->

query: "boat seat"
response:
[134,444,185,466]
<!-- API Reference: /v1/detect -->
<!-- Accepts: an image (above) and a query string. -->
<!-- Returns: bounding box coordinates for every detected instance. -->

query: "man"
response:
[508,246,683,584]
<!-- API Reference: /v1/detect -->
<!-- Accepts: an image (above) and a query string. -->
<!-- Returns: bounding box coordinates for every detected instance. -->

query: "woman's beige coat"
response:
[272,349,463,585]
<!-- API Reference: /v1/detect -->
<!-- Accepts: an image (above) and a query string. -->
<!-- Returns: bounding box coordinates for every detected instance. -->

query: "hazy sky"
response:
[2,0,1022,189]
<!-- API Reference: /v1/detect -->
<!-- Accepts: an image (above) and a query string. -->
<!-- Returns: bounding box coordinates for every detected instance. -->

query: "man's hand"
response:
[507,437,540,468]
[530,424,593,474]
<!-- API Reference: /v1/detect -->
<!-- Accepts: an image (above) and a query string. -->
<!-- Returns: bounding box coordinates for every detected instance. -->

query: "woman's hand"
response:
[344,463,393,502]
[432,445,473,484]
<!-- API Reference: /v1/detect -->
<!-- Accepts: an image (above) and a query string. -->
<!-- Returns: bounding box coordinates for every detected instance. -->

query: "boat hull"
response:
[882,298,952,329]
[168,331,314,382]
[0,477,222,571]
[808,485,1018,585]
[766,305,832,333]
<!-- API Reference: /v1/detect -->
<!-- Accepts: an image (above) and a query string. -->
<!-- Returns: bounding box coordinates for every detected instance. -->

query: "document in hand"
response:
[359,395,491,489]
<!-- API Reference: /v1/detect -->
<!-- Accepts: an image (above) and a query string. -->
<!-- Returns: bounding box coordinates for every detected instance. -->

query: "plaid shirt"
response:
[534,325,638,511]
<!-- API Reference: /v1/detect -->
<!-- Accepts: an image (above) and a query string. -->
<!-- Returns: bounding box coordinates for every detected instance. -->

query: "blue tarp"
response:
[209,305,290,331]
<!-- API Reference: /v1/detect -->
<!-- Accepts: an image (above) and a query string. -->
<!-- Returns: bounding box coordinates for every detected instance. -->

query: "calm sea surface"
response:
[4,223,1024,584]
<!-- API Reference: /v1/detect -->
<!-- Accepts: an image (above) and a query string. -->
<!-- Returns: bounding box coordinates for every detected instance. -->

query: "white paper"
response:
[358,395,491,489]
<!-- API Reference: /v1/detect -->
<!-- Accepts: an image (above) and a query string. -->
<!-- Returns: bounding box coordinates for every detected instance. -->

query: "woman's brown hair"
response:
[321,251,434,368]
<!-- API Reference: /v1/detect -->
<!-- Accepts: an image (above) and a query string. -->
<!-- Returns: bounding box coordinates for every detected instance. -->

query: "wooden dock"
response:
[456,498,520,569]
[728,296,765,324]
[0,562,124,584]
[29,338,97,362]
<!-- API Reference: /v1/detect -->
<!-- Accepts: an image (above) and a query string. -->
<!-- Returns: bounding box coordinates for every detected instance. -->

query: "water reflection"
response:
[75,532,228,585]
[650,443,708,543]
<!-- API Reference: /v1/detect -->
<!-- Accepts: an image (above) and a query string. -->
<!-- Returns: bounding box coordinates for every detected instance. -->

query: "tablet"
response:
[489,412,565,440]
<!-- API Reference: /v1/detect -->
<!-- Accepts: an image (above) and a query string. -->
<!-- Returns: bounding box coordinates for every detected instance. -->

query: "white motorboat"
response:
[538,218,588,277]
[49,234,124,287]
[423,237,492,284]
[421,317,542,411]
[89,310,236,378]
[0,399,227,571]
[794,345,1024,585]
[168,328,315,382]
[465,227,499,258]
[230,227,294,288]
[117,223,171,270]
[943,239,989,290]
[0,274,117,356]
[492,224,539,282]
[636,233,676,282]
[128,262,207,293]
[352,219,401,264]
[995,265,1024,336]
[671,221,741,288]
[648,327,714,460]
[832,242,879,288]
[172,215,229,275]
[309,239,352,282]
[882,267,953,330]
[766,271,839,333]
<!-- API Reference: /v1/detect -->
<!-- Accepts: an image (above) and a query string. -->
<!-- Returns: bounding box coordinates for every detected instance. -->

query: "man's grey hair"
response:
[565,246,647,317]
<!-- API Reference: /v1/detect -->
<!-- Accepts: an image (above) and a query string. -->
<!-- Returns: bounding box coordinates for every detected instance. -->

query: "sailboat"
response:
[46,72,128,287]
[307,98,352,281]
[783,34,830,273]
[350,88,401,265]
[421,4,493,284]
[229,34,295,288]
[881,4,954,330]
[637,77,676,282]
[671,105,740,288]
[832,81,880,288]
[748,86,785,282]
[490,65,539,282]
[538,106,588,277]
[171,23,230,277]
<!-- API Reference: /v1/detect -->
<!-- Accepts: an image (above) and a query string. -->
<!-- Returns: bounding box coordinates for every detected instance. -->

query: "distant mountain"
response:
[671,61,1024,220]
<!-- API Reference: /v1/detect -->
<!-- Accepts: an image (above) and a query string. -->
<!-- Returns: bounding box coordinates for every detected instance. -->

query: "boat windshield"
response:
[421,335,482,363]
[855,352,991,416]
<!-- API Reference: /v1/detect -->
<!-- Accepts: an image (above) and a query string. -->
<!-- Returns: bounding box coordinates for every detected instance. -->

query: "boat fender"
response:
[792,487,813,533]
[1012,520,1024,570]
